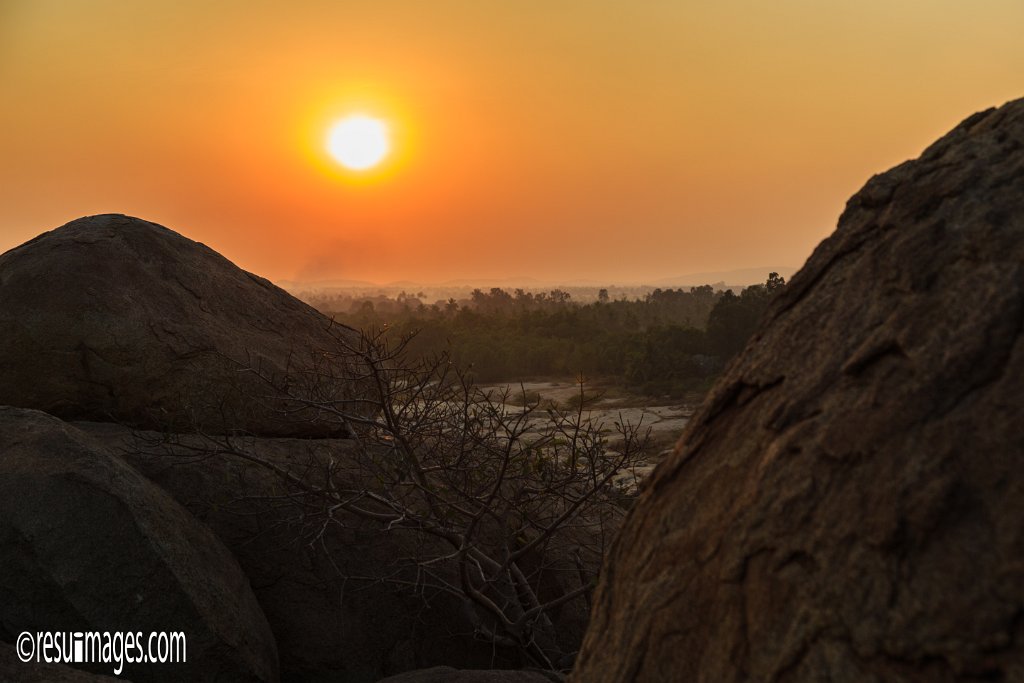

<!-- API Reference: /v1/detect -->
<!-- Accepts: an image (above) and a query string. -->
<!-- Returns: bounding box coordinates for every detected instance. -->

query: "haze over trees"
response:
[307,275,787,395]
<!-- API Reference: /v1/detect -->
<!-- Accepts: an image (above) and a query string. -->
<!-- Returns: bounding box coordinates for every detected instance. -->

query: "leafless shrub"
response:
[146,326,649,669]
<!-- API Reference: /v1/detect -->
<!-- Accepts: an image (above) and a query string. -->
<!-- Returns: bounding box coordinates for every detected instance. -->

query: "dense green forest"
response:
[314,273,786,396]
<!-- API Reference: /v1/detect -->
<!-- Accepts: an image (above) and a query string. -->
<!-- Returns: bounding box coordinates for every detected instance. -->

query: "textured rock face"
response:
[0,214,363,437]
[0,407,278,682]
[573,99,1024,682]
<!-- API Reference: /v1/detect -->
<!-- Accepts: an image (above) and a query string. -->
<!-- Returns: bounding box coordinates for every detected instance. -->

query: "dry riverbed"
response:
[481,379,698,493]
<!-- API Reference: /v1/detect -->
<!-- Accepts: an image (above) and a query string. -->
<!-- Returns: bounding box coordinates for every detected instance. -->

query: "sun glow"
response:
[326,115,390,171]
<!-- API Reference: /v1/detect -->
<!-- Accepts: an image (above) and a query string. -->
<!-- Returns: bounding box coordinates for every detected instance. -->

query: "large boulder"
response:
[77,421,594,682]
[0,214,365,437]
[573,99,1024,681]
[0,407,279,682]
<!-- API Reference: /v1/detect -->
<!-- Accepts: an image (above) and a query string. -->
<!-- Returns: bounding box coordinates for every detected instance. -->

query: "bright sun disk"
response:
[327,115,389,171]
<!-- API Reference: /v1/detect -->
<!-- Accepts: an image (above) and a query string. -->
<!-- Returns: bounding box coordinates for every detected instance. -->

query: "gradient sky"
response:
[2,1,1022,284]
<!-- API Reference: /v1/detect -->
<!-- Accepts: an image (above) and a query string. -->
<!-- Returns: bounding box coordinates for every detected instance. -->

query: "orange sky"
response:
[1,1,1022,285]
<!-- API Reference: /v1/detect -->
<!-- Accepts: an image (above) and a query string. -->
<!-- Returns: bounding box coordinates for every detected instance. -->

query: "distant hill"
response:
[647,266,797,289]
[281,268,798,296]
[277,277,379,290]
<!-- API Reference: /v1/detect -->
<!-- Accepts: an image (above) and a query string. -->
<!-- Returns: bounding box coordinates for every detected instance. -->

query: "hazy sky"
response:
[2,1,1022,284]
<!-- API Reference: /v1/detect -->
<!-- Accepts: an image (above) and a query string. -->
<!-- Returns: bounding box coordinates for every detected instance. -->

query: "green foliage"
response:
[706,273,784,359]
[320,275,785,396]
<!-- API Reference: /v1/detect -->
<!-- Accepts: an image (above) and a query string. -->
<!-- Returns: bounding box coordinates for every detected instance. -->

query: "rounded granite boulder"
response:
[0,406,279,682]
[0,213,365,437]
[573,99,1024,681]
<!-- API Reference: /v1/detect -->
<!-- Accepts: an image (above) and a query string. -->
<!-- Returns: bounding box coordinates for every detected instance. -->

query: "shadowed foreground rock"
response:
[573,99,1024,681]
[75,421,592,682]
[376,666,561,682]
[0,407,278,682]
[0,642,128,682]
[0,214,365,437]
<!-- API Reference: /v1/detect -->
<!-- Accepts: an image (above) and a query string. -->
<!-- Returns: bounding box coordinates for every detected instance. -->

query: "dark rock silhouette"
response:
[0,214,364,437]
[0,213,596,680]
[572,99,1024,681]
[0,407,278,682]
[75,420,591,682]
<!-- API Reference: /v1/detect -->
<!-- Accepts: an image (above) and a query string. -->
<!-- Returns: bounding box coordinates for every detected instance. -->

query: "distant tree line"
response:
[316,274,786,396]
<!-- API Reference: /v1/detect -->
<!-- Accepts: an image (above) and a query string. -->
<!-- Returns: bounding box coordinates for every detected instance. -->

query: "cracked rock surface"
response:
[572,99,1024,681]
[0,214,364,437]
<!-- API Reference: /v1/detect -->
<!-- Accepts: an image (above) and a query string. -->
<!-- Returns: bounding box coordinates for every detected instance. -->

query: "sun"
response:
[326,115,390,171]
